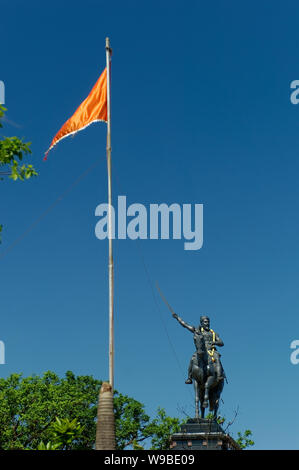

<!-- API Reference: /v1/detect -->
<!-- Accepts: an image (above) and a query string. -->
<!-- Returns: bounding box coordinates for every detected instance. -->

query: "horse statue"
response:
[155,284,226,421]
[191,332,224,419]
[171,312,225,420]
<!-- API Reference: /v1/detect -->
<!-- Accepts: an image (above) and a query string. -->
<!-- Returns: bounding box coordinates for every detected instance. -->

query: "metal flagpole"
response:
[105,37,114,390]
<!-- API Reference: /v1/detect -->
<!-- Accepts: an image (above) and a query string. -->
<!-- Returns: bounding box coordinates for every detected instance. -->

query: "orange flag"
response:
[44,67,107,160]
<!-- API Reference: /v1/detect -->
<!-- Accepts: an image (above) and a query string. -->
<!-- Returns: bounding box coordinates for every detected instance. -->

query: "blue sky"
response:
[1,0,299,449]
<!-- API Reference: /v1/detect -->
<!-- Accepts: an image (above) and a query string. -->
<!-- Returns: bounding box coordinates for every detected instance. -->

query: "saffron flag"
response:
[44,67,107,160]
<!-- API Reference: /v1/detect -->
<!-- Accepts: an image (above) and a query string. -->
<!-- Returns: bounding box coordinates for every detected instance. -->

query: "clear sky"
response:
[1,0,299,450]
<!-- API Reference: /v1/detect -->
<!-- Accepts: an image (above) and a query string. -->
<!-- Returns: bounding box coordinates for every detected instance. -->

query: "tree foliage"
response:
[0,105,37,242]
[0,371,181,450]
[0,105,36,181]
[0,370,254,450]
[235,429,254,449]
[0,371,98,450]
[38,417,83,450]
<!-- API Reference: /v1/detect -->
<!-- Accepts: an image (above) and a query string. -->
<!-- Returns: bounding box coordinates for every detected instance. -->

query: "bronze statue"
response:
[173,313,226,419]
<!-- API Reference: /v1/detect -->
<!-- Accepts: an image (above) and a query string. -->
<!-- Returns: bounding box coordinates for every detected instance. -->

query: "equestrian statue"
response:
[172,313,226,420]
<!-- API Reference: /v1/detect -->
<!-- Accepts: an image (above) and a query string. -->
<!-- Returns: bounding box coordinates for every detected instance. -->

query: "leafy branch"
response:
[0,105,37,242]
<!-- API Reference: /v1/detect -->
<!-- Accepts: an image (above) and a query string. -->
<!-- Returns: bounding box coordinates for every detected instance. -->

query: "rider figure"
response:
[172,313,225,384]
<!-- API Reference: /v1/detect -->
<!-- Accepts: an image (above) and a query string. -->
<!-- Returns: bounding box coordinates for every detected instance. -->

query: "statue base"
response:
[169,418,240,450]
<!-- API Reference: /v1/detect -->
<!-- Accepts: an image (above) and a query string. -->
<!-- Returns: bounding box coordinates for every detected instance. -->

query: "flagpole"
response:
[105,37,114,391]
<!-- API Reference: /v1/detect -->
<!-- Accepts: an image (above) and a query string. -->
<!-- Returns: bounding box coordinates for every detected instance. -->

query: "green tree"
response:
[0,371,181,450]
[0,105,37,241]
[0,371,98,450]
[236,429,254,449]
[0,371,254,450]
[141,408,182,450]
[115,398,181,450]
[38,417,83,450]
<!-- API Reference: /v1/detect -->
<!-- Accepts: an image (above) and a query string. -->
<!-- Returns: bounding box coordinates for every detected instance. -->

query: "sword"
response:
[156,282,176,316]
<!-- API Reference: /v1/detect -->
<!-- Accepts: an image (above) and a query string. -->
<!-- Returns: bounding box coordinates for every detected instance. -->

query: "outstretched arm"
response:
[172,313,195,333]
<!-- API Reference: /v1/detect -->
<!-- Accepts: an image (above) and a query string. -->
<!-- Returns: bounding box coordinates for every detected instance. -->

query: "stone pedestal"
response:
[169,418,240,450]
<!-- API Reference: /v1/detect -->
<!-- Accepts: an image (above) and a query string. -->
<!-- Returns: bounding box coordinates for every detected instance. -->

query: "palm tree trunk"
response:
[95,382,116,450]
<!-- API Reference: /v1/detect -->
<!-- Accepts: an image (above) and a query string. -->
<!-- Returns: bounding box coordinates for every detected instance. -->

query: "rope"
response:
[112,169,195,406]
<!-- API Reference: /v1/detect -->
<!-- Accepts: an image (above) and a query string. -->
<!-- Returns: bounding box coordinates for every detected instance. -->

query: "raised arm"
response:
[172,313,195,333]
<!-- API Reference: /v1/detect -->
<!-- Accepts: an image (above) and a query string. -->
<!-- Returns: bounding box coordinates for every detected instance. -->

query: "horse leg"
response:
[203,381,209,408]
[203,376,214,408]
[209,390,218,419]
[194,380,199,419]
[212,380,224,419]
